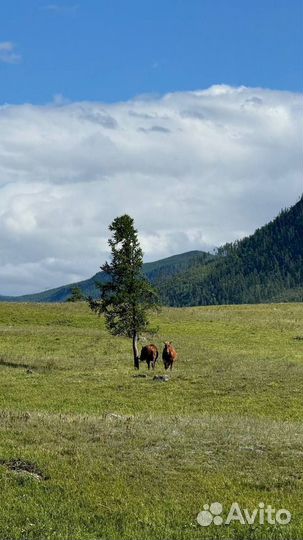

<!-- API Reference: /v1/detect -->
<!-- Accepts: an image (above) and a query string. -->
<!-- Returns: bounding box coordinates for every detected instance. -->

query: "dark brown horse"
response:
[140,344,159,370]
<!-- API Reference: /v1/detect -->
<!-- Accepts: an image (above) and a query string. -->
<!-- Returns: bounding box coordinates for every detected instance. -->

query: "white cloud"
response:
[0,42,21,64]
[0,85,302,295]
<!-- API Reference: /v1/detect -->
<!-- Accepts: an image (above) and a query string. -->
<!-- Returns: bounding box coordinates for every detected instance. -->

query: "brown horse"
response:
[140,344,159,370]
[162,342,177,370]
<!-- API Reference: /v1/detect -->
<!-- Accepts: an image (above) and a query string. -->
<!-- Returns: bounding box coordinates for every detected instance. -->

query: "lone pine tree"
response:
[89,215,158,368]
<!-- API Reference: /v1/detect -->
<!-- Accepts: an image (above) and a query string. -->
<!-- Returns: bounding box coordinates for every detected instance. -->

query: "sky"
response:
[0,0,302,295]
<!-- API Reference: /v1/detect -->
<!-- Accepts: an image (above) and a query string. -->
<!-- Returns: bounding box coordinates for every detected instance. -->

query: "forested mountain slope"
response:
[158,196,303,306]
[1,198,302,306]
[0,251,213,303]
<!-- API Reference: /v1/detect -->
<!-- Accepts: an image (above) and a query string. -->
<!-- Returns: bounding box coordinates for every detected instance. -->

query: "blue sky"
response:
[0,0,302,104]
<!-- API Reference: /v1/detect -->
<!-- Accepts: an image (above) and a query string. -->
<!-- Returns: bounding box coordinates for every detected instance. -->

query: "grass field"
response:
[0,301,302,539]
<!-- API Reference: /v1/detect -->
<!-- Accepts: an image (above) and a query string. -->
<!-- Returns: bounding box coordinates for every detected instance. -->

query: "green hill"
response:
[159,196,303,306]
[0,250,213,303]
[1,197,302,306]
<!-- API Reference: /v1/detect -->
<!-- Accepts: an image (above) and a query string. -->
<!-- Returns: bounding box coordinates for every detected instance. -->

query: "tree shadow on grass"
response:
[0,357,32,370]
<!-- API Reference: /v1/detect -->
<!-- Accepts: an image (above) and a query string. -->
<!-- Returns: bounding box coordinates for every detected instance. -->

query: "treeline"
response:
[156,196,303,306]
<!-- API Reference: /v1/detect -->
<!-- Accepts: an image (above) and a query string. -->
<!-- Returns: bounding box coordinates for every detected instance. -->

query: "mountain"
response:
[1,197,302,306]
[158,196,303,306]
[0,250,214,303]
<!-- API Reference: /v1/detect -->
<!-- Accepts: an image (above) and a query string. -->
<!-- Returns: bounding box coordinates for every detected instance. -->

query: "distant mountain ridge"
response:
[1,197,302,306]
[0,250,213,303]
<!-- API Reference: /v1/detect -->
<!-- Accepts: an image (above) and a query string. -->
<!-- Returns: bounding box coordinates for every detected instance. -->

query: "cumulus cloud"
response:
[0,85,302,295]
[0,42,21,64]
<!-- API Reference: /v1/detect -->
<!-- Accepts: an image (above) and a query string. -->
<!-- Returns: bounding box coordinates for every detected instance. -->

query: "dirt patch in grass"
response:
[0,459,49,480]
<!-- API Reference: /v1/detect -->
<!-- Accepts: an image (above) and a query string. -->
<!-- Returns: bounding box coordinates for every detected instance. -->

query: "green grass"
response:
[0,302,302,539]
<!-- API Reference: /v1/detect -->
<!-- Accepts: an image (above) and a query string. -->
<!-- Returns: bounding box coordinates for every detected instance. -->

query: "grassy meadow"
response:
[0,301,302,539]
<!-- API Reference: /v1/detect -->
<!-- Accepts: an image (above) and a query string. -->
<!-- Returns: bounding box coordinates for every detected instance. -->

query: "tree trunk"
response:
[132,331,140,369]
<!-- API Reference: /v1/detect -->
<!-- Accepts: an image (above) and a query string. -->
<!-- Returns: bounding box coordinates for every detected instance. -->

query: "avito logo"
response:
[197,501,291,527]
